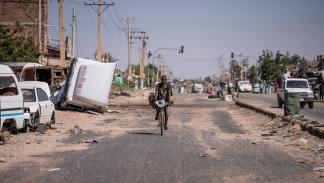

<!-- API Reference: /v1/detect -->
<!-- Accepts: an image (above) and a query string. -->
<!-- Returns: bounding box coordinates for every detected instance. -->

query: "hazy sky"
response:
[48,0,324,79]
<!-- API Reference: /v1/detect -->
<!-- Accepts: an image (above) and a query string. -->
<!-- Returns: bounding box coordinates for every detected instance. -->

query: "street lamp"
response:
[149,46,184,87]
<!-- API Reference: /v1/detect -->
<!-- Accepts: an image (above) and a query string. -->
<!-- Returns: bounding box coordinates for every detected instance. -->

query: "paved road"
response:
[239,92,324,122]
[0,94,321,183]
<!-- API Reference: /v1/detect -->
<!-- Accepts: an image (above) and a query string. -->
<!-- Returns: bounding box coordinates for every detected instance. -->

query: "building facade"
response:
[0,0,48,53]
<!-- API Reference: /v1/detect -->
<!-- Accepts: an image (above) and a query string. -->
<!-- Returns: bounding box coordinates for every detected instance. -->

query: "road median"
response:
[235,100,324,138]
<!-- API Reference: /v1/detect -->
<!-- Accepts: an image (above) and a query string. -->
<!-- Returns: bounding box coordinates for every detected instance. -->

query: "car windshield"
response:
[286,80,308,88]
[22,89,36,102]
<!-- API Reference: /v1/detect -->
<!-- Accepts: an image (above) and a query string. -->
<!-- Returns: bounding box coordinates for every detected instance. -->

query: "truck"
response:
[276,78,314,109]
[51,58,117,113]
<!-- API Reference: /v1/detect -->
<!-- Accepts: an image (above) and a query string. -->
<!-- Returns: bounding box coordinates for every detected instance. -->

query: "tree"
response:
[259,50,301,82]
[229,60,241,80]
[0,23,39,62]
[247,65,258,83]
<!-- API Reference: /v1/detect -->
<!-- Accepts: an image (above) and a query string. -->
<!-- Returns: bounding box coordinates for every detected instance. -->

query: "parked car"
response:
[238,80,252,92]
[276,78,314,109]
[0,64,30,142]
[19,81,55,130]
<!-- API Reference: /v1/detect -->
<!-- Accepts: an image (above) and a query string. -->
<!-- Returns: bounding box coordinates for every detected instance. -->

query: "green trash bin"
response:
[284,92,300,116]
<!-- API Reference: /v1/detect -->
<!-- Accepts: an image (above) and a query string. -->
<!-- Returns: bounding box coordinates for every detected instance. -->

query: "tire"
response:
[300,102,305,109]
[0,131,10,143]
[277,96,283,108]
[50,112,55,124]
[159,111,164,136]
[32,113,40,130]
[308,102,314,109]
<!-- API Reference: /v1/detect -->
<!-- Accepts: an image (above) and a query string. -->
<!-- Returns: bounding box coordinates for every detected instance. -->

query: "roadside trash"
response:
[251,140,261,145]
[210,147,216,150]
[85,139,98,144]
[299,137,308,145]
[86,110,101,115]
[199,153,210,158]
[313,167,324,171]
[41,168,61,172]
[225,95,233,101]
[68,125,82,134]
[108,109,120,114]
[0,158,6,162]
[261,133,273,137]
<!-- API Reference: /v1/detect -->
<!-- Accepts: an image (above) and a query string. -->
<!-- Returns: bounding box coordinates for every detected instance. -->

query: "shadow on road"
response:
[127,131,160,136]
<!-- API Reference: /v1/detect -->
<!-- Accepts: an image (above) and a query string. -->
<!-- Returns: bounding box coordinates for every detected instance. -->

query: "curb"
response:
[235,100,324,138]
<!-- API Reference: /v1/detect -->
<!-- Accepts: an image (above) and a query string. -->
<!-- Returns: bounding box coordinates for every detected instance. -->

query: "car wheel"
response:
[50,112,55,124]
[277,96,283,108]
[32,112,40,130]
[308,102,314,109]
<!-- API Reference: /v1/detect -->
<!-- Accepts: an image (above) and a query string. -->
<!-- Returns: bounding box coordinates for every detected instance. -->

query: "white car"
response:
[19,81,55,129]
[0,65,30,142]
[238,80,252,92]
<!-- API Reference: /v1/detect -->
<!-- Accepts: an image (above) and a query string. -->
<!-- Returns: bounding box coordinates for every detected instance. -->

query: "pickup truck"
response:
[277,78,314,109]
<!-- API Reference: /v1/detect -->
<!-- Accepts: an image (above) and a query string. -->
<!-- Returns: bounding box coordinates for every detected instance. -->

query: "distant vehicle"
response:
[0,65,30,142]
[19,81,55,130]
[252,83,260,94]
[51,58,117,113]
[238,80,252,92]
[277,78,314,109]
[191,83,203,93]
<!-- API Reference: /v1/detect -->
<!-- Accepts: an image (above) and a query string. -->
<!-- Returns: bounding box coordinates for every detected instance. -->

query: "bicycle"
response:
[155,99,167,136]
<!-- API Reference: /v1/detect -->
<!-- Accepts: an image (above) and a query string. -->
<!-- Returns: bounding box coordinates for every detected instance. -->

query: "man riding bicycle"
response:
[155,75,173,130]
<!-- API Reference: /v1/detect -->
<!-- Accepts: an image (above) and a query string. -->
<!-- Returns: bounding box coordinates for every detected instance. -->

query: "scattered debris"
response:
[261,133,273,137]
[313,167,324,172]
[199,153,210,158]
[41,168,61,172]
[86,110,101,115]
[299,137,308,145]
[251,140,261,145]
[68,125,83,134]
[0,158,6,162]
[210,147,216,150]
[108,109,120,114]
[85,139,98,144]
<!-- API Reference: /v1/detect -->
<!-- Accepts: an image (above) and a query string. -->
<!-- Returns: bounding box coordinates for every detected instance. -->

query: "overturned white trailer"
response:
[52,58,117,112]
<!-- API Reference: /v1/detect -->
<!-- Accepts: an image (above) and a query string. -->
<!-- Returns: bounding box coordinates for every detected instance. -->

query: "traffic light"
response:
[231,52,234,59]
[179,46,184,54]
[148,51,152,59]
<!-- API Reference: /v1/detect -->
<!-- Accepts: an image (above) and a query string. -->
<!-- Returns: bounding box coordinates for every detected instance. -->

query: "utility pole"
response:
[38,0,42,53]
[127,17,133,79]
[58,0,65,63]
[71,8,76,58]
[133,31,148,89]
[97,0,102,61]
[84,0,114,62]
[140,32,147,89]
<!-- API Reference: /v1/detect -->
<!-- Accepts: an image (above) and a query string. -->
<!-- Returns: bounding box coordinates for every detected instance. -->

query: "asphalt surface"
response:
[0,94,321,183]
[239,92,324,122]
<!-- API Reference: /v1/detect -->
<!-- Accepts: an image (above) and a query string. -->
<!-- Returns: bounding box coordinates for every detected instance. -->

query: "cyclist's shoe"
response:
[155,116,158,120]
[164,125,168,130]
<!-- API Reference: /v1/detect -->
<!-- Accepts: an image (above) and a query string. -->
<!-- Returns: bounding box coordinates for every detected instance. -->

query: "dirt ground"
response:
[0,91,323,179]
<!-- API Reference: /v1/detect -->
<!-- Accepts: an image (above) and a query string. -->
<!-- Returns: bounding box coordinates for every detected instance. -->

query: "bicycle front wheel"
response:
[159,111,164,136]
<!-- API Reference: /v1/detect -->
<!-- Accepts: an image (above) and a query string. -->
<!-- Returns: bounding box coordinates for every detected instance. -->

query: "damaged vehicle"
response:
[0,65,30,142]
[19,81,55,130]
[51,58,117,113]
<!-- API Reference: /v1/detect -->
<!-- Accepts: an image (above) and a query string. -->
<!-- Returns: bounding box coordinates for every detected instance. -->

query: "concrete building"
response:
[0,0,49,53]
